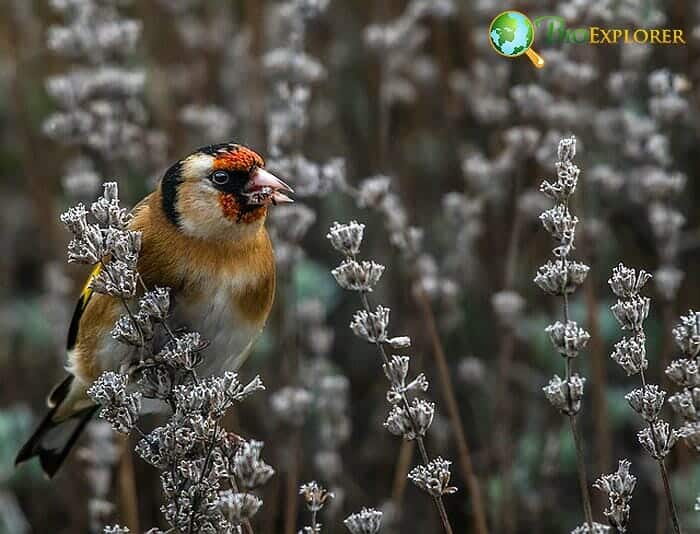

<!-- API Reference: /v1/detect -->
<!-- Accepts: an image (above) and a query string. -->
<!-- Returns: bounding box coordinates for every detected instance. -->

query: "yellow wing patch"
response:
[66,264,102,351]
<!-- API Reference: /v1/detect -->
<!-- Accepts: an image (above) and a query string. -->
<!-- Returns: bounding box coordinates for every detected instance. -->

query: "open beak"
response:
[244,167,294,205]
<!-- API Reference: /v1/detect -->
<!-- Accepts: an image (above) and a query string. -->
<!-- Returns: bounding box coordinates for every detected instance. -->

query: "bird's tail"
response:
[15,375,97,478]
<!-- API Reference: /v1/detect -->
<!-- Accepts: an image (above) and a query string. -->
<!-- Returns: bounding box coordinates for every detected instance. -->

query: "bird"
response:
[15,142,293,478]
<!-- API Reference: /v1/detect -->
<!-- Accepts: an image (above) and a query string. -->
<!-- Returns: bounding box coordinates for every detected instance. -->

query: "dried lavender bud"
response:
[571,522,612,533]
[327,220,365,256]
[534,259,589,295]
[350,306,390,343]
[665,359,700,388]
[608,263,652,299]
[543,374,586,416]
[668,390,698,420]
[60,204,89,235]
[344,507,383,534]
[91,183,132,230]
[332,259,385,292]
[540,170,578,203]
[90,260,138,298]
[672,310,700,358]
[626,385,666,422]
[158,332,205,370]
[539,204,578,246]
[217,491,262,525]
[105,228,142,264]
[557,136,577,162]
[111,313,145,346]
[545,321,590,358]
[67,224,105,264]
[271,386,313,427]
[135,424,196,469]
[384,398,434,440]
[138,287,171,321]
[594,459,636,533]
[87,372,141,434]
[611,335,648,376]
[637,420,680,459]
[611,296,651,331]
[299,481,334,512]
[386,373,429,405]
[407,457,457,498]
[233,440,275,490]
[386,336,411,349]
[382,355,409,387]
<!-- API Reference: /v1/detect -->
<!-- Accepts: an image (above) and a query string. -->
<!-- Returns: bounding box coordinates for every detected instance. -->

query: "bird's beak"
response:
[244,167,294,205]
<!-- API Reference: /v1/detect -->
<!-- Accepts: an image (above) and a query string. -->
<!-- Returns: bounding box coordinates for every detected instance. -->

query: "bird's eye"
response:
[210,170,229,185]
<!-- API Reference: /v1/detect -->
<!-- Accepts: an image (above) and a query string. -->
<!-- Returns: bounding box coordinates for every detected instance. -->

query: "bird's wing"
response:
[65,263,102,354]
[65,195,151,355]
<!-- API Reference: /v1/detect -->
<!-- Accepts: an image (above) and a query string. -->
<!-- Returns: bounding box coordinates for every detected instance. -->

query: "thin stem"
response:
[569,414,594,528]
[638,368,683,534]
[284,430,301,534]
[358,290,454,534]
[658,459,682,534]
[413,286,489,534]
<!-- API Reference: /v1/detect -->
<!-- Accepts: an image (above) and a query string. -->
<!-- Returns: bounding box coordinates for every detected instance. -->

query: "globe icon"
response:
[489,11,533,56]
[488,10,544,67]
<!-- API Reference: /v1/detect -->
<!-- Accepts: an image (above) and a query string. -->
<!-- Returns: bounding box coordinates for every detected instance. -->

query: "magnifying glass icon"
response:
[488,10,545,68]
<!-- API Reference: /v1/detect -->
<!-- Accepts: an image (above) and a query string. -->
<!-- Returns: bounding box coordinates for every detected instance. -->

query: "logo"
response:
[489,10,687,68]
[489,10,545,68]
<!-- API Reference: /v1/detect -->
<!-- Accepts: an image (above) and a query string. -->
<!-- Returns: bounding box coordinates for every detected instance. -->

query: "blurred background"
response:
[1,0,700,532]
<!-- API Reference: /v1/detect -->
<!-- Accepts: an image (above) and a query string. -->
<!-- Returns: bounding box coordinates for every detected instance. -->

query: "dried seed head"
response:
[625,385,666,422]
[344,507,383,534]
[543,374,586,416]
[637,420,680,459]
[327,220,366,256]
[672,310,700,358]
[609,263,652,299]
[332,259,385,292]
[407,457,458,498]
[611,335,648,376]
[545,320,590,358]
[611,295,651,331]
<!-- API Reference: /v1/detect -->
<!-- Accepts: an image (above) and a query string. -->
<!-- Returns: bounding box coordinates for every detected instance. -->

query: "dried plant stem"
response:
[359,292,454,534]
[563,275,594,531]
[118,435,140,533]
[494,185,523,534]
[413,287,488,534]
[284,430,301,534]
[638,368,682,534]
[568,414,594,528]
[391,440,415,506]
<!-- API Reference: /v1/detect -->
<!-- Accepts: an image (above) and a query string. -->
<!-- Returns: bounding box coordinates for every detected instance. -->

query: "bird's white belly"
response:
[172,287,263,377]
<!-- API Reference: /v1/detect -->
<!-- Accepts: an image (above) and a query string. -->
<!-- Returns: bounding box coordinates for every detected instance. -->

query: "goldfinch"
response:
[16,142,293,477]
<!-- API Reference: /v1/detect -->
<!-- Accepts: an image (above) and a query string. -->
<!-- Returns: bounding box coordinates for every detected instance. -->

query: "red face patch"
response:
[219,192,267,223]
[213,146,265,173]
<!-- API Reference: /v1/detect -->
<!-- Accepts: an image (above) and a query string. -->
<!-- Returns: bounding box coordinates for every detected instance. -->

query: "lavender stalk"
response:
[535,136,594,529]
[328,220,455,534]
[608,263,683,534]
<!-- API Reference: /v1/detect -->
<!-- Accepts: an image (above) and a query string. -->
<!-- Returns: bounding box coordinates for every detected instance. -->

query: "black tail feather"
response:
[15,376,97,478]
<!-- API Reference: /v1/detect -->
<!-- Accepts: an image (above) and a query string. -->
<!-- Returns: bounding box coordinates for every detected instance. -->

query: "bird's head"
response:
[160,142,293,240]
